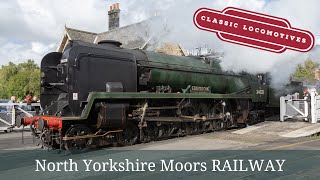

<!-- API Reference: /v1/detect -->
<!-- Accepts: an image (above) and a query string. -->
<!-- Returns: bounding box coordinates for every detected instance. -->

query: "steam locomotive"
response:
[15,40,299,149]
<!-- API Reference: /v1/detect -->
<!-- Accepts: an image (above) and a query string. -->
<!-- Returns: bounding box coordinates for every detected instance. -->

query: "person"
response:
[31,96,40,114]
[24,93,33,111]
[6,96,16,111]
[32,96,38,103]
[20,92,33,111]
[25,94,33,104]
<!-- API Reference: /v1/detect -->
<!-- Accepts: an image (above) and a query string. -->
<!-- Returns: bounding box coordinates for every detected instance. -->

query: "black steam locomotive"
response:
[16,40,300,149]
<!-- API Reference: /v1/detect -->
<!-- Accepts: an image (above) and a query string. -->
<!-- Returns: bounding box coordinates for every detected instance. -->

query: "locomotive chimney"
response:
[108,3,120,31]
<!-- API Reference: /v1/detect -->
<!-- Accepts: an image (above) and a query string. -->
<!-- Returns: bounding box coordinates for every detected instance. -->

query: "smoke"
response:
[125,0,320,89]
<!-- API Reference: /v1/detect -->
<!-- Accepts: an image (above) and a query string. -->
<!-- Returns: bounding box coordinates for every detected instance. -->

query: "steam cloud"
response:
[127,0,320,89]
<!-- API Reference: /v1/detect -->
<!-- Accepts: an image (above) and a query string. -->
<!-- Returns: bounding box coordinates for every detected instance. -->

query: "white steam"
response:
[126,0,320,89]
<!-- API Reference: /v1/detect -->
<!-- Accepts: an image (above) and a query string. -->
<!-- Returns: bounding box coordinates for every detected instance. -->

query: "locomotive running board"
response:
[80,92,253,120]
[62,130,123,141]
[144,116,223,122]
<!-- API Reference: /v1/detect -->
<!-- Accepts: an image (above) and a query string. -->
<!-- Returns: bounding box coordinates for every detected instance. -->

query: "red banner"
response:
[193,7,314,53]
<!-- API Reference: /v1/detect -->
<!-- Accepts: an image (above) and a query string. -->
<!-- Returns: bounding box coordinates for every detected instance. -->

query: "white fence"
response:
[0,103,41,132]
[314,93,320,123]
[280,90,320,123]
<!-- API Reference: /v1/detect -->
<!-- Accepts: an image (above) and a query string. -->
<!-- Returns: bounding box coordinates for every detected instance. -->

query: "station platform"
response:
[233,121,320,138]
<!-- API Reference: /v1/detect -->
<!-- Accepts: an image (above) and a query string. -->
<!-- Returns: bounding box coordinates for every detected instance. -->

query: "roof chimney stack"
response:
[108,3,120,31]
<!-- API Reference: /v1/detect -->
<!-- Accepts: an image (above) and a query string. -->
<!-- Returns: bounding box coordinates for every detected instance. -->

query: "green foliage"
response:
[0,60,40,100]
[294,60,319,79]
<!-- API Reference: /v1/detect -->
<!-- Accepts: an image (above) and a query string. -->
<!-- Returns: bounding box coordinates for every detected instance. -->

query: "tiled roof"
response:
[61,19,185,56]
[155,43,186,56]
[65,27,97,43]
[96,21,150,49]
[65,21,150,49]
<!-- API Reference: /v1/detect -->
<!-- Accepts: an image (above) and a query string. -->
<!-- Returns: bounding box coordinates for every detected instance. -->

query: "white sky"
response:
[0,0,319,71]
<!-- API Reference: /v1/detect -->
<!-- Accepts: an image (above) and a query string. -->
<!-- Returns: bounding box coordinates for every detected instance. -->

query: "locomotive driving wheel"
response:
[211,101,234,130]
[64,125,93,150]
[118,121,139,146]
[143,122,158,142]
[39,128,51,148]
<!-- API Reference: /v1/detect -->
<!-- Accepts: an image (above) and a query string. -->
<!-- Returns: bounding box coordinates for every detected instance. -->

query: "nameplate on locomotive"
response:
[191,86,211,93]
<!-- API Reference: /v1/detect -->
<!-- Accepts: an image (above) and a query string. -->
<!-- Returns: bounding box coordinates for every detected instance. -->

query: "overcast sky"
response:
[0,0,319,67]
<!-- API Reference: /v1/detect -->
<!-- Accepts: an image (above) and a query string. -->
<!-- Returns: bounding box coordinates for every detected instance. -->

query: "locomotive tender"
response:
[16,40,283,149]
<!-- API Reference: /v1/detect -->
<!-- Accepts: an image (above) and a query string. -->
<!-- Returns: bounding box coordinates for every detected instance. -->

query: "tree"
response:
[294,60,319,79]
[0,60,40,100]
